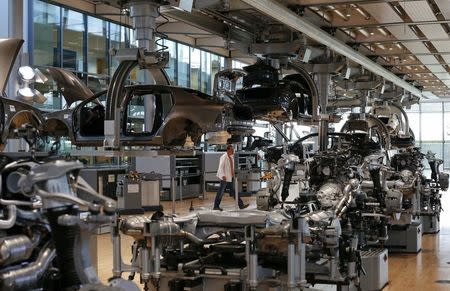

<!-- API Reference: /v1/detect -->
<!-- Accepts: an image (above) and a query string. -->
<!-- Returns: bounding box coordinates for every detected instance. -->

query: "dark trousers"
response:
[214,179,244,209]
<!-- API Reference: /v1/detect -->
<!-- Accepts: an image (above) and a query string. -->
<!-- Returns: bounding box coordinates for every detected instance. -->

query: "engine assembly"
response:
[0,156,139,291]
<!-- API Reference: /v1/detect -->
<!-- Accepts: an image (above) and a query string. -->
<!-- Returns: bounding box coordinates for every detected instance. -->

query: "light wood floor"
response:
[95,191,450,290]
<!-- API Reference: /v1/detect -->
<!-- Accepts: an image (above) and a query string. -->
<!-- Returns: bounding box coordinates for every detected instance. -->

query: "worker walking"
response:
[213,144,249,210]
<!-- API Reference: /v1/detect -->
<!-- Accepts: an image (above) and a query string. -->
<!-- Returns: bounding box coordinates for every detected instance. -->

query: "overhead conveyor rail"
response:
[240,0,423,99]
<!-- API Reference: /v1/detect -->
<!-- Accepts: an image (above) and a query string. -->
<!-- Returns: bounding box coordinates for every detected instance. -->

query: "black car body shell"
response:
[43,84,228,147]
[233,62,318,123]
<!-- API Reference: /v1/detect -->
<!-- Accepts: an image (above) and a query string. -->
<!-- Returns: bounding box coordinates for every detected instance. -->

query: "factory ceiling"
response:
[50,0,450,99]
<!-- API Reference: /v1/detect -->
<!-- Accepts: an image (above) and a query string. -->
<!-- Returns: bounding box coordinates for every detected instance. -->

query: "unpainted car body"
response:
[43,74,228,147]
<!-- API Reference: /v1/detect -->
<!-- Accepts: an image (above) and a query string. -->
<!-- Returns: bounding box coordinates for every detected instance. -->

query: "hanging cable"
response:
[155,7,169,52]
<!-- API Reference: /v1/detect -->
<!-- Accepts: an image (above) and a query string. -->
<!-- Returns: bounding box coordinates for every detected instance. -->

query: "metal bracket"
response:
[110,48,169,69]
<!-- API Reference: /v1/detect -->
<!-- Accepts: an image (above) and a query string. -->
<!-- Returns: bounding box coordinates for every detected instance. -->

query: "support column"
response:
[318,115,329,152]
[5,0,26,152]
[316,73,331,114]
[224,57,233,70]
[129,1,159,132]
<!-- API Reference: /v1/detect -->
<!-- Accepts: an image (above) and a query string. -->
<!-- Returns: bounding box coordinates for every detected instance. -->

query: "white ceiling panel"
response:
[443,80,450,86]
[427,65,447,73]
[354,1,450,94]
[434,72,450,79]
[442,55,450,64]
[360,3,402,23]
[418,24,449,39]
[432,41,450,53]
[402,42,431,53]
[416,55,440,64]
[435,0,450,19]
[400,1,436,22]
[386,26,419,40]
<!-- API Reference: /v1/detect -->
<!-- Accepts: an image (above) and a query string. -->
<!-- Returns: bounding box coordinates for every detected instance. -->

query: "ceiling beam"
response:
[241,0,422,98]
[50,0,131,25]
[407,78,447,81]
[354,38,450,45]
[298,0,424,5]
[371,52,450,57]
[158,22,212,35]
[163,9,254,44]
[195,36,227,47]
[335,19,450,29]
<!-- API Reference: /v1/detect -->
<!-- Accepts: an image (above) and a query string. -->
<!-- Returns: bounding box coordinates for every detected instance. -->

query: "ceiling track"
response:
[355,38,450,45]
[335,18,450,29]
[298,0,424,6]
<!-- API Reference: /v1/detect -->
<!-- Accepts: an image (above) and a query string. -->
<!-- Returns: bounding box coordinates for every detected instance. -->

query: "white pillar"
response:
[4,0,26,152]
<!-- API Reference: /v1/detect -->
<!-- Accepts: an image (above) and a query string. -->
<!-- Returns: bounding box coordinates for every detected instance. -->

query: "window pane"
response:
[130,28,137,48]
[405,103,420,113]
[200,51,210,93]
[87,74,108,93]
[62,9,85,71]
[190,48,200,90]
[163,39,177,85]
[421,113,442,141]
[33,88,63,110]
[421,143,443,169]
[407,112,420,142]
[220,57,225,70]
[232,60,246,69]
[177,44,189,87]
[421,102,442,112]
[33,0,60,66]
[444,142,450,169]
[109,23,127,74]
[87,17,107,75]
[110,23,126,49]
[211,55,221,95]
[445,112,450,141]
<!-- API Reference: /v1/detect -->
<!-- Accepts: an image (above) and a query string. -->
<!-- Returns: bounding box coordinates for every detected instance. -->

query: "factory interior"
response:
[3,0,450,290]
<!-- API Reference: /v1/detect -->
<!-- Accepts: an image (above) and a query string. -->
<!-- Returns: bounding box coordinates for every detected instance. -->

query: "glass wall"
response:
[190,48,200,90]
[177,43,190,88]
[200,50,211,93]
[31,0,133,110]
[405,102,450,168]
[33,1,60,67]
[31,0,227,110]
[109,22,129,73]
[62,8,85,71]
[163,39,177,84]
[87,17,107,75]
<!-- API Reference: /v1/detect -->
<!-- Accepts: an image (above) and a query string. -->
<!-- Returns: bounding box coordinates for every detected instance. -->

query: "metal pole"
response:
[318,115,329,152]
[179,173,183,202]
[141,246,150,281]
[234,177,239,210]
[171,176,176,214]
[298,218,306,285]
[111,221,122,277]
[130,1,159,134]
[287,243,296,290]
[201,171,206,200]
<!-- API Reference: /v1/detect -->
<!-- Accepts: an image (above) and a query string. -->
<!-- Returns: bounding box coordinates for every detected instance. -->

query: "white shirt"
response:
[216,153,234,182]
